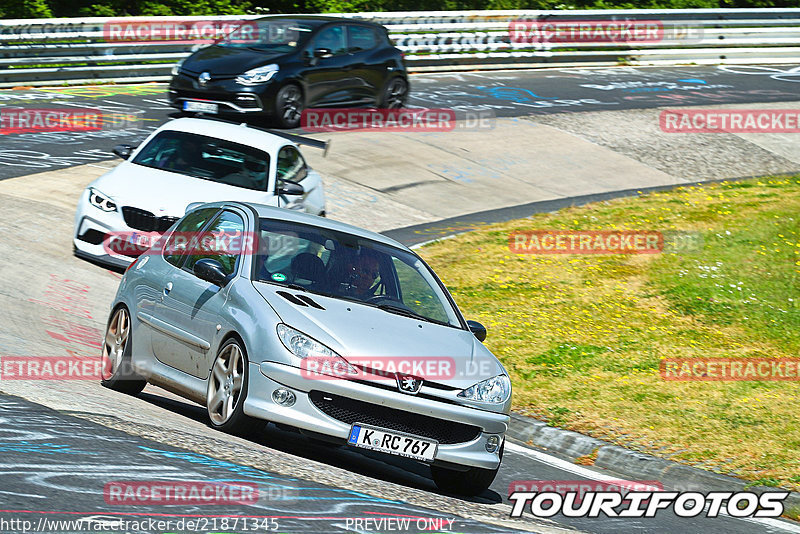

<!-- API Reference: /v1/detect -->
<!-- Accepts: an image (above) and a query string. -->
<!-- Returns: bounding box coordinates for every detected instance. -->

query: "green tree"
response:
[0,0,53,18]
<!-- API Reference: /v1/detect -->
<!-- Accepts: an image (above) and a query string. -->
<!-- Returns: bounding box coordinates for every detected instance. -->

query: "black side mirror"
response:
[112,144,133,159]
[314,47,333,59]
[193,258,229,286]
[467,320,487,342]
[277,181,304,196]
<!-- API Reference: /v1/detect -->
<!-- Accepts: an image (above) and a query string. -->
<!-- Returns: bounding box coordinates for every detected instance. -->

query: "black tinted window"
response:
[348,26,377,52]
[132,131,270,192]
[313,25,347,56]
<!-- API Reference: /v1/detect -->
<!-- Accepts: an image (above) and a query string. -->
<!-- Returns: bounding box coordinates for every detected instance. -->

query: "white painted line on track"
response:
[505,442,800,533]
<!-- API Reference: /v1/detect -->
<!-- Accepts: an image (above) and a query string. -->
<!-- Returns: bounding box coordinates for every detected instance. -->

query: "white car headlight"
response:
[171,59,185,76]
[235,64,278,85]
[88,188,117,212]
[276,324,356,373]
[458,374,511,404]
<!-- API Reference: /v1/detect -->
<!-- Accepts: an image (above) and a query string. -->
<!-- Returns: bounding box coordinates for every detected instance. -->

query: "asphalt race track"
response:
[1,64,800,180]
[1,65,800,534]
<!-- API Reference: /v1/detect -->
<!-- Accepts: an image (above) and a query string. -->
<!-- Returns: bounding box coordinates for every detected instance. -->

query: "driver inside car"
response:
[343,251,381,300]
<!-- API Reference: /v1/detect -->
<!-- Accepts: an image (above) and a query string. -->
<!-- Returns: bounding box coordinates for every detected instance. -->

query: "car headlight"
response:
[88,188,117,212]
[235,64,278,85]
[276,324,357,373]
[171,59,184,76]
[458,374,511,404]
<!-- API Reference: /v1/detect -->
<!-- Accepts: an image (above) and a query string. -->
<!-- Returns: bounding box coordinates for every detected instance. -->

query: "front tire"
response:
[101,306,146,395]
[206,338,258,435]
[274,84,303,129]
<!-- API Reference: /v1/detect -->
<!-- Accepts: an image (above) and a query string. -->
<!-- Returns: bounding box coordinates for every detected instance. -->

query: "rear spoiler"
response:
[190,114,330,156]
[264,128,329,156]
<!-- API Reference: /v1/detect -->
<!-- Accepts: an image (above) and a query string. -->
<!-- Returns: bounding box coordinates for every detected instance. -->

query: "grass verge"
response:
[416,176,800,491]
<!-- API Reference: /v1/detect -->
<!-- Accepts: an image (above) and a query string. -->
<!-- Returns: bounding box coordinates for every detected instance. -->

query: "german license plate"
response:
[347,423,437,462]
[183,101,218,114]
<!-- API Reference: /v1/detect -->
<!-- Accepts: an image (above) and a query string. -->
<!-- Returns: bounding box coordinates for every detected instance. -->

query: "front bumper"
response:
[244,361,509,470]
[168,72,279,116]
[73,191,177,269]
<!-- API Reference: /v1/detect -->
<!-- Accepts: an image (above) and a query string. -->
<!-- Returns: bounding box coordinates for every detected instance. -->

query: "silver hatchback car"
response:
[101,201,511,495]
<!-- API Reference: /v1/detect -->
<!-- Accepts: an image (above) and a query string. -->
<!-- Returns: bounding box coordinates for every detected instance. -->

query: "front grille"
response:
[309,391,482,445]
[122,207,177,233]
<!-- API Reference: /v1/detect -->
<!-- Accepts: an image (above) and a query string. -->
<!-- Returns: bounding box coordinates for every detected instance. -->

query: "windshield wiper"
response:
[377,303,437,323]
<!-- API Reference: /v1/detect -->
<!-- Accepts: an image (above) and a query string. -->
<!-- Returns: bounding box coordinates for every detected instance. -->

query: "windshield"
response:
[131,130,270,191]
[218,19,314,52]
[255,219,463,328]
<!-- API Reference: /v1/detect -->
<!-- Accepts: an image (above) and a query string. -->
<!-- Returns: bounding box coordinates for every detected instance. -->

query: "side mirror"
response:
[277,181,304,196]
[467,320,487,342]
[193,258,229,286]
[112,144,134,159]
[314,47,333,59]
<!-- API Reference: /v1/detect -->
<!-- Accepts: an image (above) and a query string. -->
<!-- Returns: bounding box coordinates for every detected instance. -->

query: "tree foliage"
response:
[1,0,797,19]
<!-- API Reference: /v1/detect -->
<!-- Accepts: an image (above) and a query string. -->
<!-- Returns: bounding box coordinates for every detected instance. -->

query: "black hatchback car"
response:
[168,16,408,128]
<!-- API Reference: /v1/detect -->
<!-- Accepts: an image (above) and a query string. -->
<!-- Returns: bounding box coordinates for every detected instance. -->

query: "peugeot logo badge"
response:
[198,72,211,86]
[396,374,422,395]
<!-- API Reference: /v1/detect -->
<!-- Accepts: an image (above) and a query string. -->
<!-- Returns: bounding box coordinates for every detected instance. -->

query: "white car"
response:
[73,117,327,269]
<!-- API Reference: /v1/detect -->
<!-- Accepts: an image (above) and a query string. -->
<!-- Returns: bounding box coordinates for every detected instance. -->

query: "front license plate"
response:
[183,101,218,114]
[347,424,437,462]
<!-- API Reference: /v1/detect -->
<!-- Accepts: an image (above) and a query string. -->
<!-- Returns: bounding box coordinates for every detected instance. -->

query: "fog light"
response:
[486,435,501,453]
[272,388,296,407]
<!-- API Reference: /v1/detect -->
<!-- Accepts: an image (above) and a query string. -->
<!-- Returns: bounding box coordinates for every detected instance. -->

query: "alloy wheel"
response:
[384,78,408,109]
[102,307,129,380]
[207,342,245,425]
[278,85,303,127]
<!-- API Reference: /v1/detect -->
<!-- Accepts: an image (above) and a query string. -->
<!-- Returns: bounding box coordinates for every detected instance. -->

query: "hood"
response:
[91,162,274,218]
[182,45,286,76]
[253,281,505,390]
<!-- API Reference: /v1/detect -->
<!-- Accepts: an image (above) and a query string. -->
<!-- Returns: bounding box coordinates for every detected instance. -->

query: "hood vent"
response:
[276,291,308,307]
[297,295,325,310]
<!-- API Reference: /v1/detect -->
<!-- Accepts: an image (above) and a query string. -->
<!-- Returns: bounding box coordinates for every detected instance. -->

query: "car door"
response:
[345,24,385,104]
[303,24,359,106]
[144,207,220,373]
[152,209,245,378]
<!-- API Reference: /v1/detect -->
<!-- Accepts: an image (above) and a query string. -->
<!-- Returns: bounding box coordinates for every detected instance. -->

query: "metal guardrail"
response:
[1,9,799,86]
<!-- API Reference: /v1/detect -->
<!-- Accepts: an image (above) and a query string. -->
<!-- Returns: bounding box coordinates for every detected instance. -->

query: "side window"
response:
[348,26,377,53]
[163,208,219,267]
[312,25,347,56]
[183,210,245,276]
[276,145,308,184]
